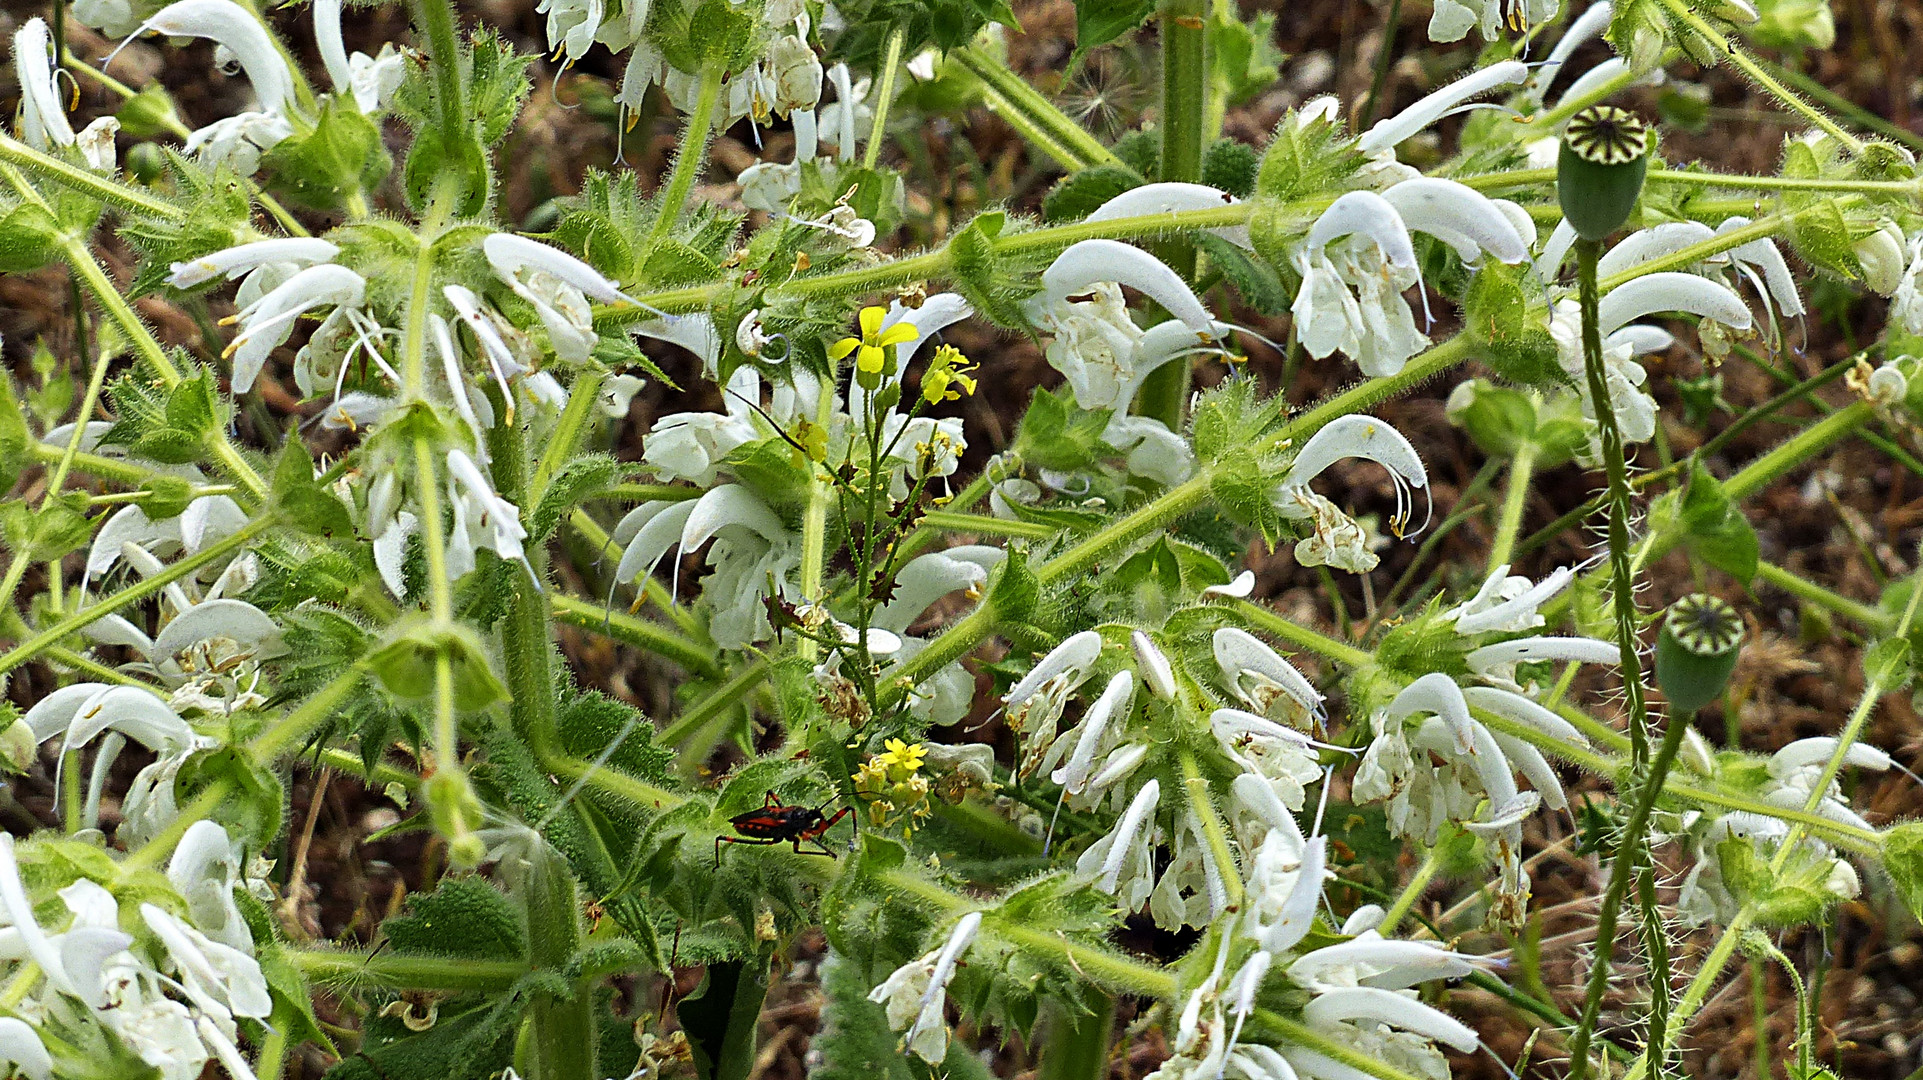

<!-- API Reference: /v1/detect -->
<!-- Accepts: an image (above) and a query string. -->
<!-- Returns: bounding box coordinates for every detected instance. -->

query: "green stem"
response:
[863,27,906,171]
[1487,439,1537,571]
[549,594,720,675]
[647,65,723,252]
[658,660,771,745]
[409,0,471,157]
[948,48,1122,170]
[0,131,184,219]
[1379,845,1443,935]
[1038,994,1116,1080]
[914,509,1059,539]
[532,368,604,496]
[1177,749,1245,907]
[1653,0,1862,152]
[1220,597,1372,667]
[291,949,529,992]
[1754,561,1895,632]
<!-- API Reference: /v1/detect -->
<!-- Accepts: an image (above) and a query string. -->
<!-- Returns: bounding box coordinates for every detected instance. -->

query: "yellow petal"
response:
[856,345,886,373]
[878,323,920,348]
[827,336,861,360]
[858,305,886,339]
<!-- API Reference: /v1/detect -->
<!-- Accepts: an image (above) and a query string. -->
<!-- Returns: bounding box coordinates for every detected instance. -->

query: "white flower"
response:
[168,237,341,290]
[679,484,800,648]
[641,365,762,484]
[1213,627,1327,729]
[1443,563,1574,634]
[1892,233,1923,335]
[766,34,822,115]
[1525,2,1614,102]
[126,0,295,115]
[1076,778,1162,910]
[1855,223,1906,296]
[1272,415,1430,573]
[1042,240,1218,339]
[315,0,404,111]
[0,1018,51,1080]
[1428,0,1558,41]
[445,448,530,576]
[223,264,367,393]
[1355,60,1528,159]
[1005,630,1105,774]
[183,110,293,174]
[13,19,74,150]
[538,0,605,64]
[874,546,1005,725]
[72,0,141,35]
[818,63,872,159]
[868,912,983,1063]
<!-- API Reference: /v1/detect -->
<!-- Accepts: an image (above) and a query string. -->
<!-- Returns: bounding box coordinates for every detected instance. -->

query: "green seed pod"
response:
[1557,106,1652,242]
[1655,593,1745,715]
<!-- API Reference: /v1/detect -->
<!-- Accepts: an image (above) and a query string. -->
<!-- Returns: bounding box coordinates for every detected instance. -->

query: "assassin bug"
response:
[713,792,853,867]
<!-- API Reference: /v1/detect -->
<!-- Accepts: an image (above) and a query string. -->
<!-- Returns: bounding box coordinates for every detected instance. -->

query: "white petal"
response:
[1304,987,1479,1052]
[1465,635,1621,676]
[150,599,282,662]
[1357,60,1528,155]
[1768,737,1891,777]
[614,500,698,584]
[876,549,997,633]
[1307,191,1418,270]
[1085,182,1250,248]
[1042,240,1217,335]
[1005,630,1104,709]
[1283,414,1429,493]
[1131,631,1177,699]
[1382,178,1528,264]
[680,484,785,550]
[484,233,637,306]
[1599,271,1752,335]
[1598,222,1718,279]
[1262,836,1327,953]
[1213,627,1326,715]
[136,0,295,114]
[24,682,113,743]
[1204,570,1256,598]
[1385,672,1478,754]
[1458,685,1591,746]
[0,1016,53,1080]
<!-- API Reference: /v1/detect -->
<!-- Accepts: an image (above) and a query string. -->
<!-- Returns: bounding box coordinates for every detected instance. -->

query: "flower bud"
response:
[1655,593,1745,715]
[1557,106,1651,242]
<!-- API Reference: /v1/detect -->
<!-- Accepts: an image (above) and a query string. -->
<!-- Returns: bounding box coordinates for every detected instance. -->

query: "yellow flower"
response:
[829,305,919,377]
[882,738,927,773]
[920,345,979,405]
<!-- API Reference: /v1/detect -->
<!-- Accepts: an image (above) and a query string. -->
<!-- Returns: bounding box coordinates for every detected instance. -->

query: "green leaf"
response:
[640,237,721,289]
[1041,165,1144,223]
[272,438,355,539]
[0,200,65,273]
[1865,636,1913,689]
[1207,11,1281,109]
[1463,260,1564,388]
[366,616,510,711]
[262,96,392,210]
[1071,0,1155,61]
[530,454,622,542]
[1012,386,1111,470]
[1677,459,1758,584]
[1883,821,1923,922]
[323,999,522,1080]
[1195,232,1286,315]
[0,490,91,562]
[384,877,528,960]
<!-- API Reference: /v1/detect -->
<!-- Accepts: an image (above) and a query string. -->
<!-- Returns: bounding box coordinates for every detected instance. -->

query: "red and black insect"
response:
[713,792,852,867]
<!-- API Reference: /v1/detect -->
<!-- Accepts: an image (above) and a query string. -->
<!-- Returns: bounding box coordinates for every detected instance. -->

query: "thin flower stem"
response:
[0,131,184,220]
[1177,748,1246,908]
[948,47,1123,170]
[863,27,905,171]
[1754,561,1895,632]
[797,363,840,663]
[914,510,1059,539]
[291,949,532,992]
[646,65,723,252]
[1652,0,1863,153]
[1486,439,1537,571]
[549,594,720,676]
[413,438,454,623]
[657,660,772,745]
[532,367,604,495]
[1219,597,1372,668]
[1462,165,1918,197]
[1378,844,1443,935]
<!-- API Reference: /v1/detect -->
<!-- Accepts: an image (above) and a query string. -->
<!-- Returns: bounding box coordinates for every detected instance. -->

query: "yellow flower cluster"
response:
[920,344,979,405]
[852,738,934,835]
[829,306,919,390]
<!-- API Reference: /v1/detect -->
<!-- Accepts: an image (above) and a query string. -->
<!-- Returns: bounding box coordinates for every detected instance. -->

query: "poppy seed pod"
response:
[1655,594,1745,715]
[1557,106,1651,242]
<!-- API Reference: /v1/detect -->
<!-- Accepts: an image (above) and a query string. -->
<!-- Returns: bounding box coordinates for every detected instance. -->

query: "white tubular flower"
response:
[1444,563,1574,634]
[1548,298,1658,445]
[1380,178,1530,265]
[538,0,605,64]
[868,912,983,1064]
[1527,1,1613,102]
[1085,182,1250,248]
[485,233,639,364]
[1596,222,1719,279]
[225,264,366,393]
[818,63,872,159]
[1152,818,1230,931]
[0,1018,51,1080]
[1213,628,1326,729]
[139,904,272,1023]
[167,238,340,290]
[678,484,800,648]
[1205,571,1257,599]
[1210,709,1330,811]
[1890,233,1923,334]
[1290,192,1425,378]
[1465,634,1620,687]
[1428,0,1558,42]
[130,0,295,115]
[1246,833,1328,953]
[610,499,698,584]
[1031,281,1147,412]
[1355,60,1529,157]
[767,35,822,115]
[13,19,74,150]
[1049,670,1136,797]
[1286,930,1481,991]
[1077,778,1162,910]
[1006,630,1104,722]
[1597,272,1753,336]
[1554,56,1664,112]
[314,0,403,111]
[1105,416,1197,486]
[1041,240,1218,338]
[1133,630,1177,699]
[1272,414,1430,572]
[446,448,529,572]
[875,547,998,635]
[641,366,761,484]
[183,110,293,174]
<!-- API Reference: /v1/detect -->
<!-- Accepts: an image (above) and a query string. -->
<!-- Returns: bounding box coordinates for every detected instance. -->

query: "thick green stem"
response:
[1379,845,1443,936]
[949,48,1123,170]
[409,0,471,157]
[0,132,184,220]
[292,949,529,992]
[1653,0,1861,152]
[1038,994,1116,1080]
[647,65,723,252]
